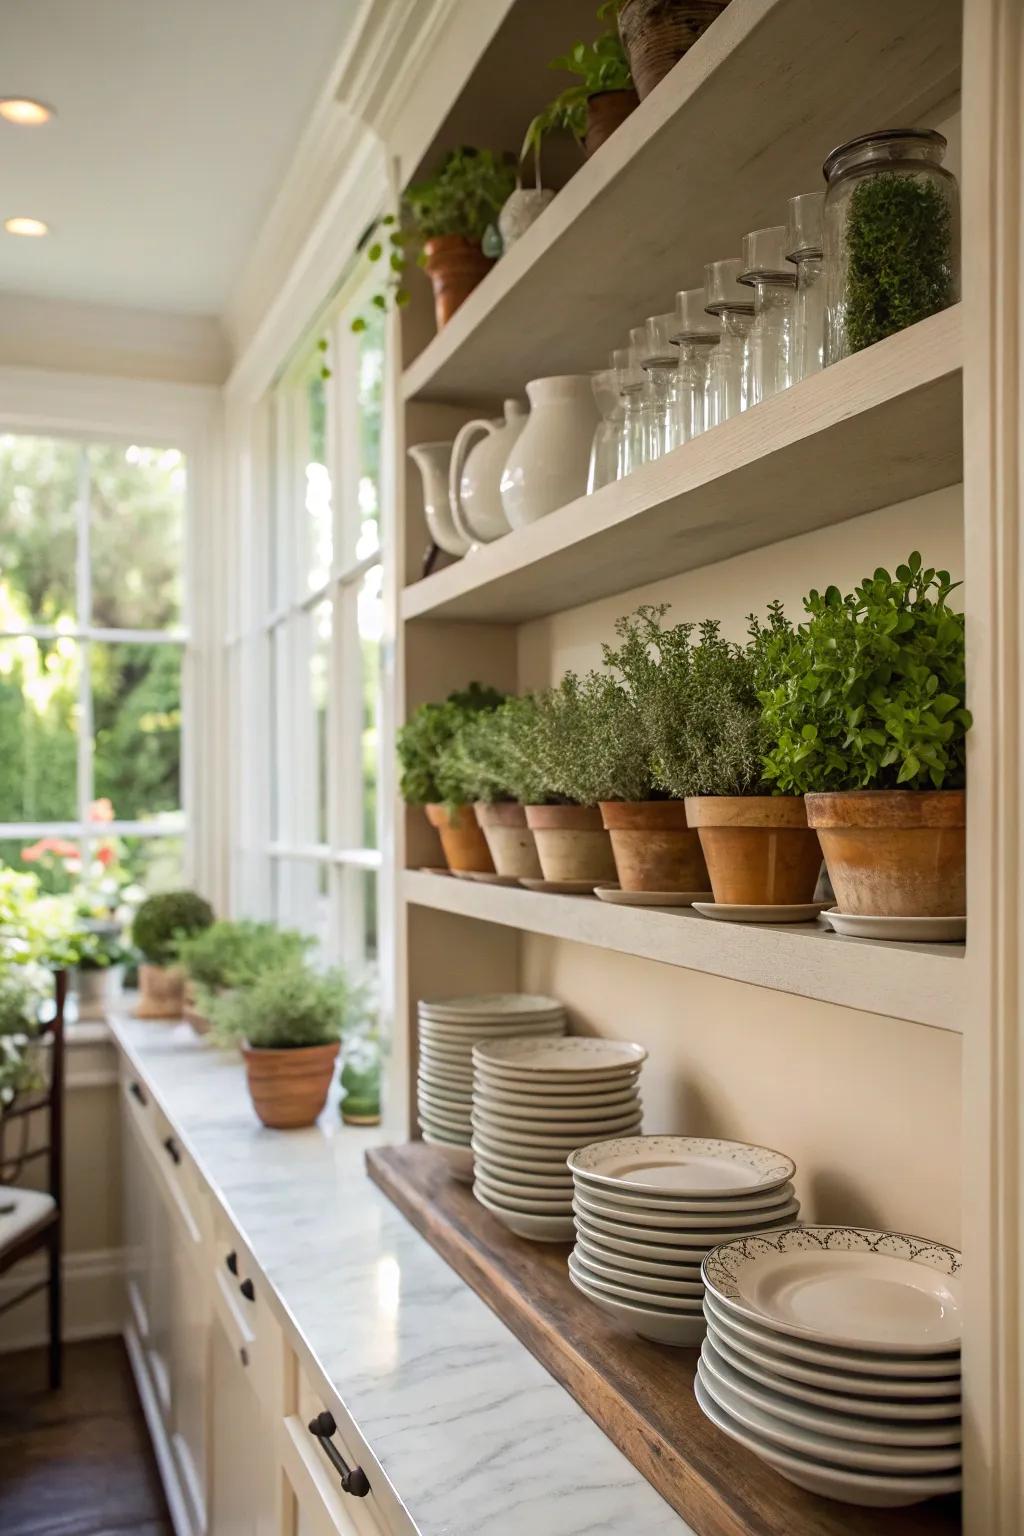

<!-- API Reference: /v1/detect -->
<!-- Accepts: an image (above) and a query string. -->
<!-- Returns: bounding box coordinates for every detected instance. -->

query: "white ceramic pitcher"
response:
[499,376,598,528]
[407,440,471,557]
[449,399,526,547]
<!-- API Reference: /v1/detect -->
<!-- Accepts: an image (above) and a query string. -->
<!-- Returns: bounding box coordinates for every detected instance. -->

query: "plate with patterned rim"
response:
[567,1135,795,1197]
[473,1036,648,1077]
[574,1202,796,1249]
[702,1226,962,1354]
[419,993,565,1018]
[702,1318,961,1400]
[569,1173,798,1215]
[572,1184,801,1231]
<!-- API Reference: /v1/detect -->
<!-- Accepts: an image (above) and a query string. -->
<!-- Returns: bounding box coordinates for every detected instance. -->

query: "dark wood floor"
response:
[0,1337,172,1536]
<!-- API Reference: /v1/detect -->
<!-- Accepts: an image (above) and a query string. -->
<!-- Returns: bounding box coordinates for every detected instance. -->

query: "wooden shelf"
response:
[402,306,962,624]
[367,1143,961,1536]
[403,870,965,1033]
[401,0,961,406]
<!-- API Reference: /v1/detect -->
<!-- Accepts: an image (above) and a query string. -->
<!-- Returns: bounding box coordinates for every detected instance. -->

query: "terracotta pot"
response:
[524,805,618,884]
[425,802,494,873]
[805,790,966,917]
[599,800,709,892]
[136,963,185,1020]
[242,1040,340,1130]
[683,796,822,905]
[617,0,729,98]
[475,801,542,879]
[584,89,640,156]
[182,979,212,1036]
[422,235,494,331]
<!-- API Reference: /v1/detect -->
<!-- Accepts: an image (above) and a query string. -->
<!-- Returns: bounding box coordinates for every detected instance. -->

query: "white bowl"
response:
[421,1131,474,1181]
[570,1250,705,1304]
[474,1177,571,1214]
[572,1245,705,1295]
[569,1267,708,1346]
[474,1167,574,1201]
[471,1134,574,1171]
[473,1183,575,1242]
[574,1232,704,1280]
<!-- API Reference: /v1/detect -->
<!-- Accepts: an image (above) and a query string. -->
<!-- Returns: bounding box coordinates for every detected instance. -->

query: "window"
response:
[0,433,187,893]
[251,300,387,973]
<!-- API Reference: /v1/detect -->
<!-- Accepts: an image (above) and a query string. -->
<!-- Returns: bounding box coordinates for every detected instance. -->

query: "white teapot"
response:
[448,399,526,548]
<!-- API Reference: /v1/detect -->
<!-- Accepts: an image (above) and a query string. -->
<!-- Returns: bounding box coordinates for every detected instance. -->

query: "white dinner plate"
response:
[693,1375,962,1507]
[478,1101,641,1133]
[571,1246,705,1296]
[570,1174,798,1216]
[699,1338,962,1448]
[702,1226,962,1354]
[473,1036,648,1079]
[569,1268,707,1347]
[416,1079,471,1108]
[471,1134,576,1171]
[703,1293,960,1378]
[573,1185,800,1231]
[474,1177,570,1214]
[417,1104,471,1134]
[574,1232,703,1281]
[568,1251,705,1312]
[703,1317,961,1400]
[474,1090,640,1122]
[473,1157,572,1189]
[823,909,966,943]
[473,1065,642,1096]
[704,1327,963,1421]
[574,1216,713,1263]
[419,993,565,1019]
[575,1201,796,1249]
[420,1130,473,1181]
[420,1019,565,1041]
[477,1082,642,1110]
[473,1183,575,1242]
[567,1135,795,1197]
[474,1114,643,1150]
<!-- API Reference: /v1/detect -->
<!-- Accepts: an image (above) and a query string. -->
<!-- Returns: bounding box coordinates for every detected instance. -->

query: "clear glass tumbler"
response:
[611,344,650,480]
[588,368,623,493]
[704,258,754,428]
[670,287,718,443]
[740,226,796,405]
[786,190,826,380]
[642,313,683,459]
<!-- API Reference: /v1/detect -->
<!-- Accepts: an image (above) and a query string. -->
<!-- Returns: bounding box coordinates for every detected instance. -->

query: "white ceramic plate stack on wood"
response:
[417,994,567,1182]
[698,1226,963,1507]
[566,1135,800,1347]
[470,1037,647,1242]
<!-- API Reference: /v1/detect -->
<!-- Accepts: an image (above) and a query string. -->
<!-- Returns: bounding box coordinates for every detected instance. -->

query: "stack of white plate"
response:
[698,1226,963,1507]
[417,994,566,1182]
[566,1135,800,1347]
[471,1037,647,1242]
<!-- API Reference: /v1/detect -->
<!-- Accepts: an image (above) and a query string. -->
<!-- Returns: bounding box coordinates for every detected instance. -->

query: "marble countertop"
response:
[108,1016,691,1536]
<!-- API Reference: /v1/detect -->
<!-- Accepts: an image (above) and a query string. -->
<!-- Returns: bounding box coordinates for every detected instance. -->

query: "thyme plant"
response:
[209,960,367,1052]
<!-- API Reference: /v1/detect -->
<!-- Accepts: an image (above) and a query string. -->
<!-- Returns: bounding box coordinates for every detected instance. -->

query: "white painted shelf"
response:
[403,869,965,1033]
[402,0,961,405]
[402,305,962,623]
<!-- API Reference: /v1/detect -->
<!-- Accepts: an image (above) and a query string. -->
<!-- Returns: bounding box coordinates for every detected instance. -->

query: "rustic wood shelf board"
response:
[402,870,966,1033]
[401,0,961,405]
[367,1143,960,1536]
[402,307,962,624]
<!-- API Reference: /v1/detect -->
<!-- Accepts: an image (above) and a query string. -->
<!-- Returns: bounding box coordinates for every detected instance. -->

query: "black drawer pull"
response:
[162,1135,181,1166]
[307,1410,370,1498]
[226,1250,239,1276]
[129,1081,147,1106]
[239,1277,255,1303]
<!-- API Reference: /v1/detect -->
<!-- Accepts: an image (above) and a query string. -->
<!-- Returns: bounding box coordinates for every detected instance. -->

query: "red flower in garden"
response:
[96,846,115,866]
[20,836,79,863]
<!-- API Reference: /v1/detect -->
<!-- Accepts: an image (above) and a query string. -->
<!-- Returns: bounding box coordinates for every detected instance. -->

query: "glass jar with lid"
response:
[611,343,650,480]
[739,225,796,405]
[822,128,960,365]
[786,190,826,381]
[704,257,754,428]
[587,368,622,494]
[641,312,683,459]
[670,287,718,443]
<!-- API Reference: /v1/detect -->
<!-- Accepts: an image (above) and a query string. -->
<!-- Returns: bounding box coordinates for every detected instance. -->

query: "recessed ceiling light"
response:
[5,216,48,237]
[0,98,54,126]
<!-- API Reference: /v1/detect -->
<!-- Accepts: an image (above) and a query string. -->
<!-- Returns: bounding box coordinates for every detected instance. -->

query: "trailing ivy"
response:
[844,174,954,352]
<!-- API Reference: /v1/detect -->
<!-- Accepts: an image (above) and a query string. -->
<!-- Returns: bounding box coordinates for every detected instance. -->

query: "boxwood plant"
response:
[397,683,504,807]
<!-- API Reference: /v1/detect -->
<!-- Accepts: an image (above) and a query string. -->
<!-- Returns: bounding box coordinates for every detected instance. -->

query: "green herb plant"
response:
[175,920,312,1009]
[0,967,43,1111]
[73,922,127,972]
[498,675,640,806]
[209,959,367,1052]
[758,554,971,795]
[132,890,215,966]
[397,683,505,806]
[521,30,633,164]
[843,175,954,352]
[434,695,546,807]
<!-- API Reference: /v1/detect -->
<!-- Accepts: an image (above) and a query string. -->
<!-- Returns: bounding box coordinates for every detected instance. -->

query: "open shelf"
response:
[402,306,962,623]
[401,0,961,406]
[403,869,965,1033]
[367,1143,961,1536]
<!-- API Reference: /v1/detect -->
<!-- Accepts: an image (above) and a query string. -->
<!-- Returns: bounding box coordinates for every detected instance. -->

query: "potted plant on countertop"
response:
[522,28,638,167]
[175,920,313,1036]
[436,696,545,880]
[634,605,823,913]
[131,890,215,1019]
[339,1029,382,1127]
[404,147,517,332]
[759,554,971,920]
[397,683,505,874]
[71,920,126,1020]
[210,959,366,1130]
[601,0,730,101]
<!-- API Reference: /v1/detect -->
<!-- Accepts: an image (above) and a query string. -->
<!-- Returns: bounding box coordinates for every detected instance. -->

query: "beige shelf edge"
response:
[402,305,963,623]
[403,869,966,1033]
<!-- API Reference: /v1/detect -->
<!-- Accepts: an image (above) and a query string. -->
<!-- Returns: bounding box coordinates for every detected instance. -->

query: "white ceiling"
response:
[0,0,359,315]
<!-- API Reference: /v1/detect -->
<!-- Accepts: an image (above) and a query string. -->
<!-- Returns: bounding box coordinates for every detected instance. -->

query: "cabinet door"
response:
[209,1312,278,1536]
[169,1228,209,1533]
[121,1097,151,1342]
[145,1159,175,1420]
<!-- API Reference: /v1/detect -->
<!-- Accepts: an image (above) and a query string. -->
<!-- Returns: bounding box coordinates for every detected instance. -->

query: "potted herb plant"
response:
[210,959,366,1130]
[404,148,517,331]
[759,555,971,918]
[633,607,822,909]
[522,29,638,166]
[175,920,312,1036]
[131,890,215,1019]
[436,696,544,879]
[397,683,504,873]
[72,920,125,1020]
[602,0,729,100]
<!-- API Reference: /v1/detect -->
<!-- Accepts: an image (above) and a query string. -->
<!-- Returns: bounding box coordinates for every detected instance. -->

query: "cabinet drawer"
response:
[280,1362,391,1536]
[209,1216,280,1402]
[121,1069,210,1249]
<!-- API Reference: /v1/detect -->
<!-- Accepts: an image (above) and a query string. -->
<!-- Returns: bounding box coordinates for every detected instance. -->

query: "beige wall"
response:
[517,486,965,1249]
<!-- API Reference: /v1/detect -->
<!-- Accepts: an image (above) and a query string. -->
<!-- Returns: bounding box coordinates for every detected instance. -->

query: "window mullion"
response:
[75,447,94,822]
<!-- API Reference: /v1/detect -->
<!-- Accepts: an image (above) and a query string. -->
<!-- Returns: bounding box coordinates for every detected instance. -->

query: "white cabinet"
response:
[208,1307,278,1536]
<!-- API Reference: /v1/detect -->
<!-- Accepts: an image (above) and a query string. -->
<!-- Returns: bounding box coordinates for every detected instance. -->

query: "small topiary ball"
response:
[133,890,215,966]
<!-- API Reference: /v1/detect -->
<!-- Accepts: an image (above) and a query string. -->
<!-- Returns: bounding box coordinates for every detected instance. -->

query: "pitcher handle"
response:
[449,418,497,547]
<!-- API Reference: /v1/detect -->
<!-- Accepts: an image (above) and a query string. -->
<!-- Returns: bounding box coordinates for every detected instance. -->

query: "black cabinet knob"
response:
[239,1277,255,1302]
[225,1250,238,1276]
[307,1409,371,1498]
[162,1135,181,1165]
[129,1081,147,1105]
